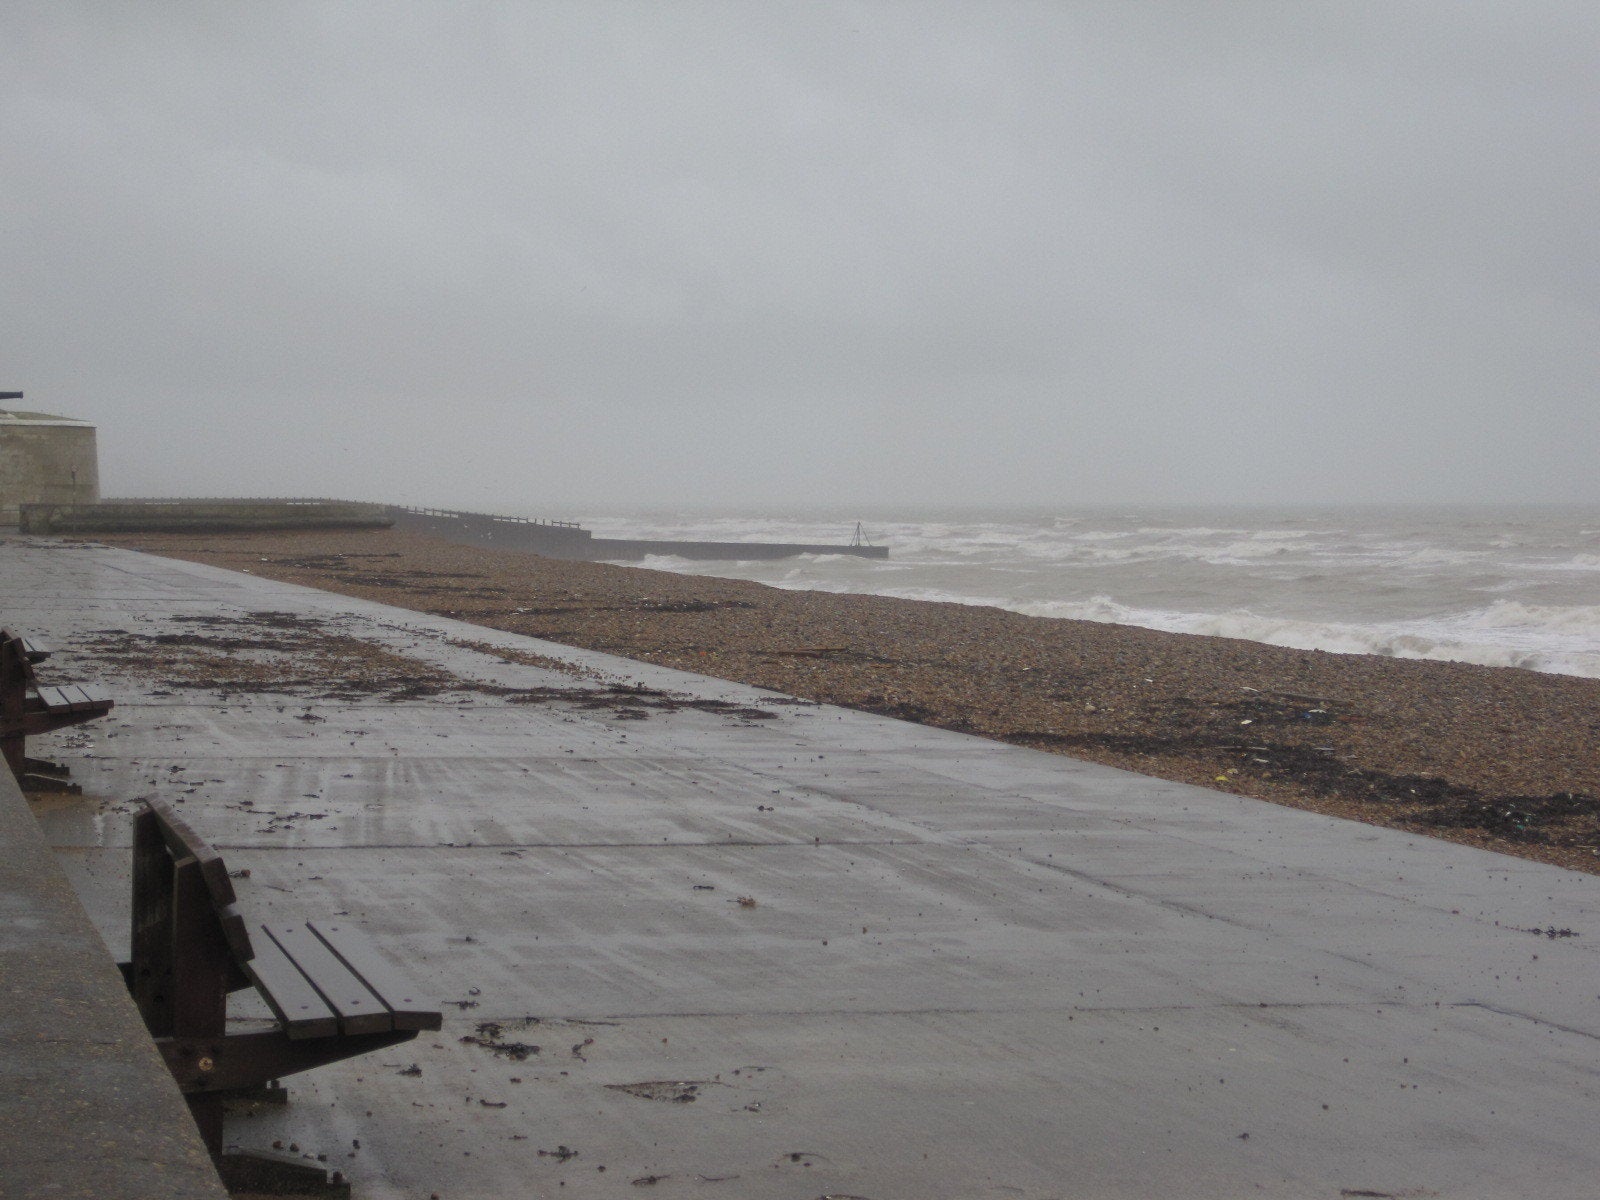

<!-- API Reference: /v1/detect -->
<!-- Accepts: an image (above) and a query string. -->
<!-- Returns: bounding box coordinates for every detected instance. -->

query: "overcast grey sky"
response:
[4,2,1595,511]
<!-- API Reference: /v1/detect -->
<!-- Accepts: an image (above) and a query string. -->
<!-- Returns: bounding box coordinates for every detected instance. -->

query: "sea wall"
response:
[20,498,392,534]
[385,508,887,561]
[21,498,888,562]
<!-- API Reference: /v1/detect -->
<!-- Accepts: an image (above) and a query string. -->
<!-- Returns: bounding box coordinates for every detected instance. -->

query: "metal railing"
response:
[103,498,582,527]
[102,496,371,507]
[391,505,583,529]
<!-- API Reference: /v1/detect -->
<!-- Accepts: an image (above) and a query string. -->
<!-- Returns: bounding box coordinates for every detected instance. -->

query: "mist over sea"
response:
[527,505,1600,679]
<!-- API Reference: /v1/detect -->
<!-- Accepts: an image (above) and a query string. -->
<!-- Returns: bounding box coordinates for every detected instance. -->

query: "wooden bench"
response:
[125,798,441,1179]
[0,627,114,786]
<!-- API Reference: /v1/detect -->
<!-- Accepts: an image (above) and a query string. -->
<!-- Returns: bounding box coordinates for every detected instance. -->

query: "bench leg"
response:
[189,1093,226,1162]
[0,731,22,782]
[226,1080,290,1107]
[217,1151,351,1198]
[157,1027,416,1190]
[20,756,79,793]
[0,644,25,781]
[150,854,233,1162]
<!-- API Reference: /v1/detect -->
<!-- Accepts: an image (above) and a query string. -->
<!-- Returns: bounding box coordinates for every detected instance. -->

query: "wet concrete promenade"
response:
[6,536,1600,1199]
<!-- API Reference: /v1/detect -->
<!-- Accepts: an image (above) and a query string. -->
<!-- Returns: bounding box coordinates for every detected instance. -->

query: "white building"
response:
[0,407,100,524]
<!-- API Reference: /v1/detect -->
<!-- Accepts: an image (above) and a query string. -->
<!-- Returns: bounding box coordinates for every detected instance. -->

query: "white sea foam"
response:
[565,504,1600,679]
[1464,599,1600,635]
[1145,607,1599,676]
[896,592,1600,677]
[1544,554,1600,571]
[623,553,706,569]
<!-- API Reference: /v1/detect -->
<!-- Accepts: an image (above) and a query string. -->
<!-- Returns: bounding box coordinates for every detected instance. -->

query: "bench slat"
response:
[21,683,112,717]
[60,685,103,712]
[71,683,114,707]
[245,932,339,1039]
[308,921,442,1032]
[33,685,76,712]
[261,924,393,1037]
[18,634,53,662]
[147,798,241,913]
[214,901,254,966]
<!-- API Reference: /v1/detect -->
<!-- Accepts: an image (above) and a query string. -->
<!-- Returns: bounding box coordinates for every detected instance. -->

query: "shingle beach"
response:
[89,527,1600,875]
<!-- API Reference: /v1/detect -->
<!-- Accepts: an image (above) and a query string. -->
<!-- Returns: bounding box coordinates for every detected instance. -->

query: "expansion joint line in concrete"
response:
[1451,1001,1600,1043]
[222,839,914,850]
[528,999,1432,1022]
[1028,854,1288,934]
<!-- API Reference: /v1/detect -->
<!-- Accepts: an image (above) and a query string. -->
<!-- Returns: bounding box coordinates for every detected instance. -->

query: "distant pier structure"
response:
[0,395,99,525]
[387,506,889,562]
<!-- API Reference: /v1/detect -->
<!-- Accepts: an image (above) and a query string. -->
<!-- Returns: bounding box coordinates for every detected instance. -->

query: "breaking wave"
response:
[851,592,1600,678]
[564,504,1600,679]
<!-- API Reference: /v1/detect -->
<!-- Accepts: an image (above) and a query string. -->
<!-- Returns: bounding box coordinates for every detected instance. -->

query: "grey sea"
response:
[539,505,1600,679]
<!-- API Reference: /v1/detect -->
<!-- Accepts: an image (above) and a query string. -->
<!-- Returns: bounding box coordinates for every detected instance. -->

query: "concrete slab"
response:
[7,534,1600,1199]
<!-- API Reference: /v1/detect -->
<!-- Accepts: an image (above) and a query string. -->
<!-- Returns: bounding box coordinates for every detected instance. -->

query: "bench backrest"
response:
[0,634,32,766]
[129,799,256,1038]
[141,797,255,963]
[0,629,45,689]
[0,631,31,703]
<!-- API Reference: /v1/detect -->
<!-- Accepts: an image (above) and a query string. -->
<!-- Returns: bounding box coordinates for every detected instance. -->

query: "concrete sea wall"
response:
[20,498,392,534]
[387,507,887,561]
[15,498,888,563]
